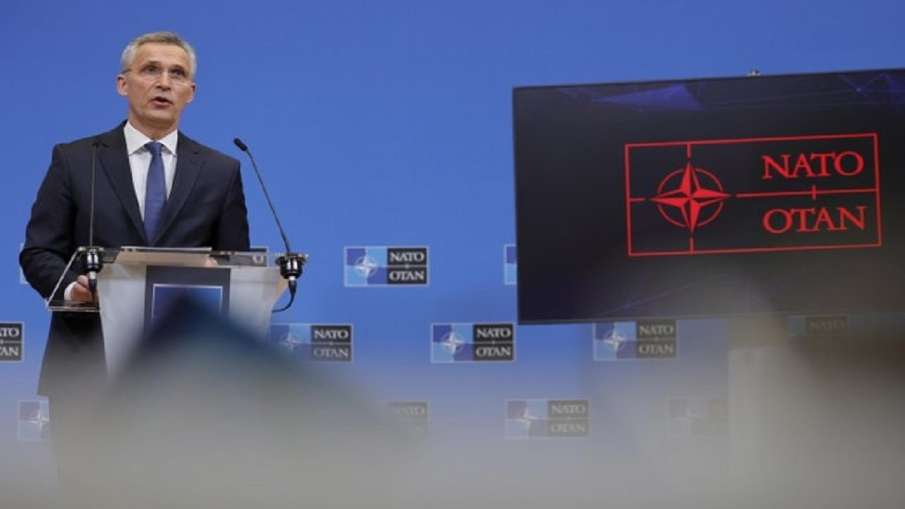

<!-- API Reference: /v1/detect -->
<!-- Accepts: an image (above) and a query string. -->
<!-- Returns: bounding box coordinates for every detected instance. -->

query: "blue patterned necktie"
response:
[143,141,167,243]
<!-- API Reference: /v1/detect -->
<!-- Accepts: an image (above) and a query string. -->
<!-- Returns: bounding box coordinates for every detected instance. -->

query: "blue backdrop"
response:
[2,0,903,497]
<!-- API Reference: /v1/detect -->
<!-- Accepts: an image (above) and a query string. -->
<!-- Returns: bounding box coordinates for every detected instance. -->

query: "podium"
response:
[47,247,288,377]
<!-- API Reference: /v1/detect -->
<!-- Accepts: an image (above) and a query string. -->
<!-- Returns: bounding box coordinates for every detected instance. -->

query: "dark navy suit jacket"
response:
[20,122,250,398]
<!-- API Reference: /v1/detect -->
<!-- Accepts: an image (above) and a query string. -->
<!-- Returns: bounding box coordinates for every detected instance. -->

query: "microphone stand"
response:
[84,140,104,299]
[233,138,307,312]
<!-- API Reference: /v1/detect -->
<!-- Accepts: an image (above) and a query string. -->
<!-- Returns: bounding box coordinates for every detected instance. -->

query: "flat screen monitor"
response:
[513,69,905,323]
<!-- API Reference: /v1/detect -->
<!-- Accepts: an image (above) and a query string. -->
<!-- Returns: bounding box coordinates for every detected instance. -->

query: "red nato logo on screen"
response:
[624,133,881,256]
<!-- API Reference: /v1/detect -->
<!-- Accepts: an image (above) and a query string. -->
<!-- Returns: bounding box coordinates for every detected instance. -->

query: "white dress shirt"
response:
[65,122,179,300]
[123,121,178,219]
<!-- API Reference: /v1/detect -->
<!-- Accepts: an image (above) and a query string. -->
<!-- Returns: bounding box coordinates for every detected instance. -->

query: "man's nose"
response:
[156,73,173,89]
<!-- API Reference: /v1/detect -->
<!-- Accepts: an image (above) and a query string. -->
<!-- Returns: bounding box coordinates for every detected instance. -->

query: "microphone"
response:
[233,137,307,312]
[84,139,104,298]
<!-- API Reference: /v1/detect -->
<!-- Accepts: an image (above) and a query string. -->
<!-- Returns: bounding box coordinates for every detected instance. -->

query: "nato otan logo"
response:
[806,315,849,336]
[0,322,23,362]
[270,323,353,362]
[503,244,517,285]
[18,399,50,442]
[505,399,590,439]
[786,314,850,337]
[344,246,429,286]
[593,319,677,360]
[386,401,430,436]
[431,323,515,363]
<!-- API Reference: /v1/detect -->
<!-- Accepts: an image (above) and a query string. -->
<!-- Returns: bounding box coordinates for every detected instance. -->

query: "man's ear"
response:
[116,74,128,97]
[186,82,196,104]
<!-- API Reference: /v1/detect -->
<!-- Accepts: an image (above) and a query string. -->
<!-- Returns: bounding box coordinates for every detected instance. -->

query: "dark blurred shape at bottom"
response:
[50,296,406,509]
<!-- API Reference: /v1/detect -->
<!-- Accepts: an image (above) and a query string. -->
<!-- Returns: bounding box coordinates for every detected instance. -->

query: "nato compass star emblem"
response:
[516,406,540,426]
[506,400,562,439]
[18,401,50,442]
[593,321,637,361]
[354,255,379,278]
[602,328,628,353]
[651,161,729,233]
[440,331,465,355]
[21,407,50,430]
[279,332,305,352]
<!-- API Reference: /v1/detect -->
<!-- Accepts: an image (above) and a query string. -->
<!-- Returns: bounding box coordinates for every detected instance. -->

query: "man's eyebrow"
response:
[139,60,186,69]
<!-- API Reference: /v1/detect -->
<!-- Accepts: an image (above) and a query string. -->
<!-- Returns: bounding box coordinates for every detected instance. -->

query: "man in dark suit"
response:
[20,31,250,402]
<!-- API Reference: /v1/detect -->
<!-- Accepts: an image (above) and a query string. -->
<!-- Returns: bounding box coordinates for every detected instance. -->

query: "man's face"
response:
[116,42,196,136]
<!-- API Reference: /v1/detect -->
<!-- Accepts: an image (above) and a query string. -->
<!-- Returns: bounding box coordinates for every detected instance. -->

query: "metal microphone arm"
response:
[85,140,104,298]
[233,138,307,312]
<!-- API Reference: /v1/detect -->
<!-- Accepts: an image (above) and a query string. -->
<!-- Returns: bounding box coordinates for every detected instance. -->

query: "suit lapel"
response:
[152,133,203,245]
[97,124,147,244]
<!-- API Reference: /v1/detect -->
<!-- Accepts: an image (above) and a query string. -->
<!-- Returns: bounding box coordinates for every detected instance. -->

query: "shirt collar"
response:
[123,121,179,156]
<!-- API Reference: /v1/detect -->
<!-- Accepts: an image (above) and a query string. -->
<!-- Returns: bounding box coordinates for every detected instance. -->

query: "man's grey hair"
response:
[120,31,197,78]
